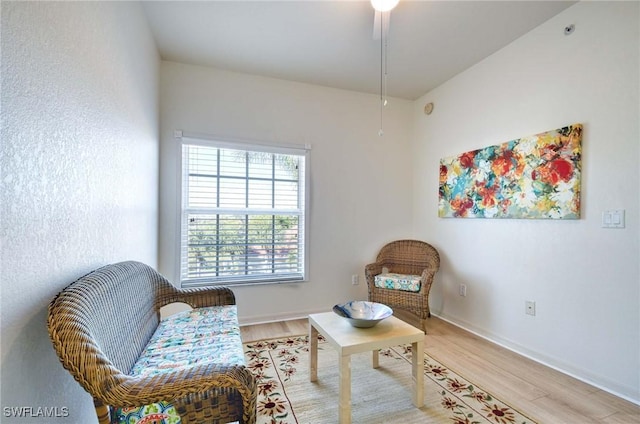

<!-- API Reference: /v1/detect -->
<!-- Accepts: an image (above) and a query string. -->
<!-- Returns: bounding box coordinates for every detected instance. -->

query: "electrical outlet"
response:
[525,301,536,316]
[459,284,467,297]
[351,274,359,285]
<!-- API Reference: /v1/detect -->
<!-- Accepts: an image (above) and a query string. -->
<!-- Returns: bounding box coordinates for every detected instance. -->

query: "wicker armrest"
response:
[365,262,384,298]
[100,364,255,408]
[420,267,436,280]
[97,364,256,424]
[365,262,384,280]
[419,268,437,293]
[157,285,236,309]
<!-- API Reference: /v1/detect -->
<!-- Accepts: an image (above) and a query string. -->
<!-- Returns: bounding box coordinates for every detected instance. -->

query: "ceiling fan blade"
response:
[372,10,391,40]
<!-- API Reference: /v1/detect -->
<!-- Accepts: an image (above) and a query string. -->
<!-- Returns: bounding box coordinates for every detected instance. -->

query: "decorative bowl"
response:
[332,301,393,328]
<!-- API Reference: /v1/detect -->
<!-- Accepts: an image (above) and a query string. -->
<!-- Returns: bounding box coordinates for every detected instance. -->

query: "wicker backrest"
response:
[376,239,440,275]
[48,261,173,392]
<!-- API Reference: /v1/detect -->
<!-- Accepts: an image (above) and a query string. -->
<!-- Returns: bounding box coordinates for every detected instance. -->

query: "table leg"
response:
[338,354,351,424]
[309,324,318,382]
[411,339,424,408]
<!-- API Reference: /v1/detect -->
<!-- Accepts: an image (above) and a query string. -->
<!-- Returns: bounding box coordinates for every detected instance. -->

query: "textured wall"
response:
[412,1,639,402]
[1,2,159,422]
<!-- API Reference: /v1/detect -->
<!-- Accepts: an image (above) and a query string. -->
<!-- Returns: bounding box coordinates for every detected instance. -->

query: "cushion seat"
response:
[132,305,244,377]
[374,273,422,292]
[111,305,245,423]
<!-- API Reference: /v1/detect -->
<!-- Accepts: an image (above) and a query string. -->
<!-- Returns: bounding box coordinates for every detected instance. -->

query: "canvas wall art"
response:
[438,124,582,219]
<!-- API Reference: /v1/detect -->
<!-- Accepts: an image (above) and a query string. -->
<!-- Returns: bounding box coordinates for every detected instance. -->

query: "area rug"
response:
[244,335,537,424]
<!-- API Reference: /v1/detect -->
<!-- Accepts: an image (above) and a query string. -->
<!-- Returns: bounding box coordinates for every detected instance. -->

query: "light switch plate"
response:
[602,210,625,228]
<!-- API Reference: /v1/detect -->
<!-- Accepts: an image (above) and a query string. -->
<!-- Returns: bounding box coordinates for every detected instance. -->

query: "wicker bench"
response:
[47,261,256,424]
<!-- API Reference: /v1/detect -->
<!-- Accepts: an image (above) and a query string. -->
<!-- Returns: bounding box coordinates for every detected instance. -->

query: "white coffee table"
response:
[308,312,424,424]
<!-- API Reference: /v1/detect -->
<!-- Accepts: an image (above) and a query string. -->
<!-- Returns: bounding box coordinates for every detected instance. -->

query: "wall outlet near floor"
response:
[351,274,359,285]
[459,284,467,297]
[525,300,536,316]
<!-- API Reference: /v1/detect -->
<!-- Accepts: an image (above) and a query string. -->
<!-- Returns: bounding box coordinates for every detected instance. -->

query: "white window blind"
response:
[179,135,309,288]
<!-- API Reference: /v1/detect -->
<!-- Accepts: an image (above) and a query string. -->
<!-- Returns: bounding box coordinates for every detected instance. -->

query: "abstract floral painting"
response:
[439,124,582,219]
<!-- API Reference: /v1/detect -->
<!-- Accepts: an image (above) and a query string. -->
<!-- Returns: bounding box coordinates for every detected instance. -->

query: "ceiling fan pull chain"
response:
[377,8,393,137]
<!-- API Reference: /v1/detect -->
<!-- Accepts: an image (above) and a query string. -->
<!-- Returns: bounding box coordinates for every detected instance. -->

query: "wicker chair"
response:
[365,240,440,333]
[47,261,256,424]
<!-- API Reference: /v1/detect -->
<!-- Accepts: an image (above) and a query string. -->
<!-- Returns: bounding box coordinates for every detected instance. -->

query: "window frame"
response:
[176,131,310,288]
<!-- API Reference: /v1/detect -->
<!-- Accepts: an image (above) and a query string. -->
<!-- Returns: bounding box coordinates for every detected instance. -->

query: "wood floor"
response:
[240,316,640,423]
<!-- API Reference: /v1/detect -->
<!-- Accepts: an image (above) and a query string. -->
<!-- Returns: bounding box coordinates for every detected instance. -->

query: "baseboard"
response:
[433,312,640,406]
[238,308,325,327]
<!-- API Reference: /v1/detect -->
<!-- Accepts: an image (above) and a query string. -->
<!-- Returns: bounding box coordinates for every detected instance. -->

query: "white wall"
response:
[412,1,639,403]
[1,2,159,422]
[159,61,414,323]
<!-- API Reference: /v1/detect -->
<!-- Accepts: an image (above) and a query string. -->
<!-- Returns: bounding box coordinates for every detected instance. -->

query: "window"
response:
[178,134,309,287]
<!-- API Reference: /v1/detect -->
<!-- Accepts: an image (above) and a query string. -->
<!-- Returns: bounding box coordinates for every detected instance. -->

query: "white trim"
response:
[175,129,310,288]
[174,132,185,284]
[301,150,310,282]
[237,308,327,327]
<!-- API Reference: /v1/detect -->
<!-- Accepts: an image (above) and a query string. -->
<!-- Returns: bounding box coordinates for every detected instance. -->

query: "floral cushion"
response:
[111,305,244,424]
[374,273,422,292]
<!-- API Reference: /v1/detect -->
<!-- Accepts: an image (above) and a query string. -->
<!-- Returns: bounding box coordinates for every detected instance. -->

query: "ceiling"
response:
[142,0,576,100]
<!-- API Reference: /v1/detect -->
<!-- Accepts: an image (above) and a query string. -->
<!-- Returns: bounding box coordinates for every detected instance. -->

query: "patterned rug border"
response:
[244,334,539,424]
[406,344,539,424]
[388,345,539,424]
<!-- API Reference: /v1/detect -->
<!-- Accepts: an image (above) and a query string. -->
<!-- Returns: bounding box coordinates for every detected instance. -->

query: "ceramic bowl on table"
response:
[332,301,393,328]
